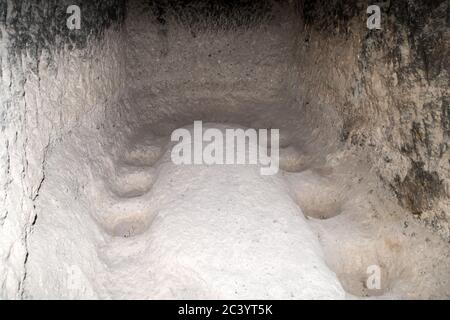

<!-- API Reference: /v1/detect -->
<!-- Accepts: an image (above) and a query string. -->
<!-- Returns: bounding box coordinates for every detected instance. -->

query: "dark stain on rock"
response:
[302,0,363,34]
[442,96,450,137]
[356,0,448,85]
[0,0,126,62]
[392,161,444,215]
[146,0,275,30]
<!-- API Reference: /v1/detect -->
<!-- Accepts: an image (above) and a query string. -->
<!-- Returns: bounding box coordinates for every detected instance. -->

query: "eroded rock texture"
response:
[0,0,126,299]
[297,0,449,239]
[0,0,448,299]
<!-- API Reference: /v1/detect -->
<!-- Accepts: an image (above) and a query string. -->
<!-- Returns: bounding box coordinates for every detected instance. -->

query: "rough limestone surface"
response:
[296,0,449,239]
[0,0,126,299]
[0,0,449,299]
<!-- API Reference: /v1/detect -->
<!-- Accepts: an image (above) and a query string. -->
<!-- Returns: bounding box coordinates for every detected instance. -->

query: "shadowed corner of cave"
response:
[0,0,449,300]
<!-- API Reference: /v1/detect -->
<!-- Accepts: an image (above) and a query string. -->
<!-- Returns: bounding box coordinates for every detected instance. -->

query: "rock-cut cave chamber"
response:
[0,0,449,299]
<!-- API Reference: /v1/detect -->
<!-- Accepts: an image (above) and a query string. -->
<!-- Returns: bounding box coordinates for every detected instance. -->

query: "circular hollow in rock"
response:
[285,170,345,219]
[97,193,157,238]
[279,146,309,172]
[111,217,153,238]
[108,166,156,198]
[122,135,168,167]
[310,215,408,298]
